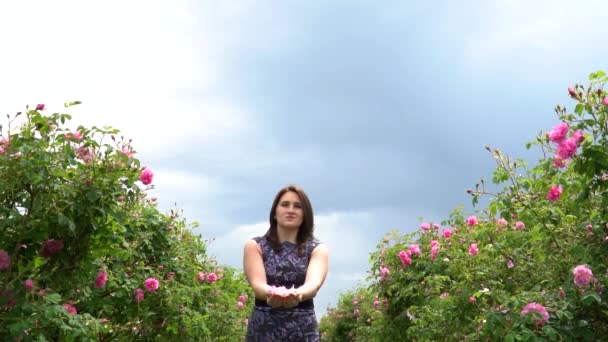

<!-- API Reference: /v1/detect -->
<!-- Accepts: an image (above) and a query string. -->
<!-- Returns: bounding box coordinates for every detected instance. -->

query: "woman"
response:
[243,185,329,341]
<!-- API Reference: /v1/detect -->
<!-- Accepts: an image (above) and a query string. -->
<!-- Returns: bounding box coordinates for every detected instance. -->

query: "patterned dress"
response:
[246,236,322,342]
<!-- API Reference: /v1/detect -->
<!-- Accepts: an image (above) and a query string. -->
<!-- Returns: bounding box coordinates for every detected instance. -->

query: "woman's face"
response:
[275,191,304,230]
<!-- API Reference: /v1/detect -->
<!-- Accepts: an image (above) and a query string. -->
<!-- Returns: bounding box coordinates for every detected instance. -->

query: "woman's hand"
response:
[282,291,302,308]
[266,293,285,308]
[266,285,300,308]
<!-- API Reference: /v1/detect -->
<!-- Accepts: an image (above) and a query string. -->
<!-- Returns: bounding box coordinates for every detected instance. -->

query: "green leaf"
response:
[582,293,602,305]
[44,293,62,304]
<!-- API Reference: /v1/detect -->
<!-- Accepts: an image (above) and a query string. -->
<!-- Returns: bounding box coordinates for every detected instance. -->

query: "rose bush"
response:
[0,103,252,340]
[320,71,608,341]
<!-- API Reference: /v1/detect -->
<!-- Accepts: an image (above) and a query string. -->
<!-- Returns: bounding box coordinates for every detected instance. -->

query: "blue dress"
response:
[246,236,322,342]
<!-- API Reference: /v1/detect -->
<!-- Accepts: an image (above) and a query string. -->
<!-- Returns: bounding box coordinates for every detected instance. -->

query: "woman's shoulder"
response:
[307,237,324,250]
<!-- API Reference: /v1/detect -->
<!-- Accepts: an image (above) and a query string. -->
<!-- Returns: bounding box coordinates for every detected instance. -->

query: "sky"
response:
[1,0,607,319]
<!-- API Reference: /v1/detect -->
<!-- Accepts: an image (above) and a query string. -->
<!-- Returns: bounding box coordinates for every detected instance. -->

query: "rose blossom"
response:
[548,122,569,143]
[380,266,389,279]
[24,279,34,291]
[40,240,64,258]
[468,243,479,256]
[399,250,412,266]
[556,138,578,159]
[207,272,218,284]
[408,244,421,256]
[198,272,206,283]
[0,250,10,270]
[572,130,585,145]
[134,288,145,302]
[497,218,508,226]
[520,302,549,325]
[466,216,478,226]
[442,229,452,238]
[420,222,431,230]
[95,271,108,288]
[572,265,593,287]
[140,168,154,185]
[546,185,562,202]
[430,240,439,261]
[514,221,525,230]
[553,156,568,168]
[144,278,159,292]
[63,302,78,315]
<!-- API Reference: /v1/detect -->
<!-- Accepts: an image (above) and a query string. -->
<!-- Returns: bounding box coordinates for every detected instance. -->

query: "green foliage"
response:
[0,105,252,340]
[320,71,608,341]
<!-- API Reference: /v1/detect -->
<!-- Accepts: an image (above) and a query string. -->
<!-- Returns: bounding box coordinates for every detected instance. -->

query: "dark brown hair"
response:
[265,184,315,257]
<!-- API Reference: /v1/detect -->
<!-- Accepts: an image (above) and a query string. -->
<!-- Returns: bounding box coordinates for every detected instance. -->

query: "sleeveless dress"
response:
[246,236,322,342]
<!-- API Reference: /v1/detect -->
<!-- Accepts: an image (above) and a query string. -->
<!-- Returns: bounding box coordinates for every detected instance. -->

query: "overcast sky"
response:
[2,0,607,318]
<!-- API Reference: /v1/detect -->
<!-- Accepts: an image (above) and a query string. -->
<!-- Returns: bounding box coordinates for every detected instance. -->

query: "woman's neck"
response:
[277,226,298,243]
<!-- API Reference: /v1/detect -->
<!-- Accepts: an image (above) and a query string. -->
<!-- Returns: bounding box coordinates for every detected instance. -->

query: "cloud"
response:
[460,0,608,68]
[0,0,254,155]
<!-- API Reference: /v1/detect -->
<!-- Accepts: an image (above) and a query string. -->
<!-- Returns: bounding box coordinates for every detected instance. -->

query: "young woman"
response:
[243,185,329,341]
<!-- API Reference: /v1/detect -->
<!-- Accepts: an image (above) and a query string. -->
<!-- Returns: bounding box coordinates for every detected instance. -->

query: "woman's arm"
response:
[243,239,268,301]
[297,243,329,301]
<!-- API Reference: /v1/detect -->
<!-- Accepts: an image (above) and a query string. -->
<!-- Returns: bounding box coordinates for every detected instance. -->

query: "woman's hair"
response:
[265,184,314,257]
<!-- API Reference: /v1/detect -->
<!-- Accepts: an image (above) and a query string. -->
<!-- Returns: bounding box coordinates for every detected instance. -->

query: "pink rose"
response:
[408,244,421,256]
[380,266,389,279]
[546,185,562,202]
[520,302,549,325]
[442,229,452,238]
[571,130,585,145]
[121,147,134,158]
[568,87,576,98]
[207,272,218,284]
[603,96,608,106]
[553,156,568,168]
[430,240,439,261]
[237,301,244,309]
[572,265,593,287]
[198,272,206,283]
[0,250,10,270]
[497,218,508,226]
[134,288,145,302]
[468,243,478,256]
[36,104,45,111]
[548,122,569,143]
[399,250,412,266]
[140,168,154,185]
[514,221,525,230]
[95,271,108,288]
[144,278,160,292]
[556,138,578,159]
[63,302,78,315]
[466,216,478,226]
[24,279,34,291]
[469,296,476,303]
[420,222,431,230]
[40,239,63,258]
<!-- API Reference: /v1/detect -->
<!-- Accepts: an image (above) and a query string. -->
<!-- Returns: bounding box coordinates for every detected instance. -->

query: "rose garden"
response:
[2,72,608,341]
